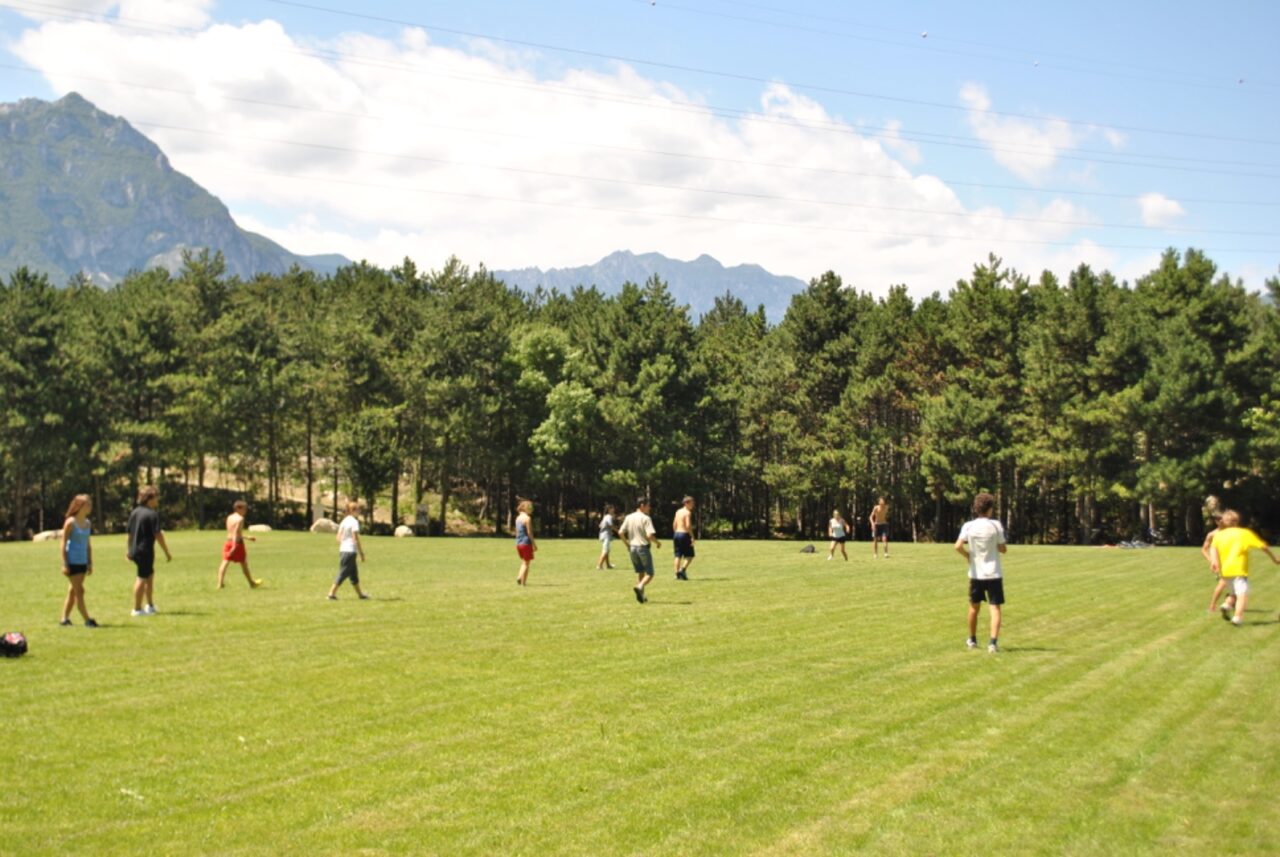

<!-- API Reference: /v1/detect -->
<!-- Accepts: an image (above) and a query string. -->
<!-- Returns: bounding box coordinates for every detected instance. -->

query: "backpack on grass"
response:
[0,632,28,658]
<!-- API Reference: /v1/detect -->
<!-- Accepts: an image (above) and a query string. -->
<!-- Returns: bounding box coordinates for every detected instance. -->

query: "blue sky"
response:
[1,0,1277,293]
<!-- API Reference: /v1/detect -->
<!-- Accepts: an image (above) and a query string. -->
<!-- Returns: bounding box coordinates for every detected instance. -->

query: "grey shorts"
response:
[335,552,360,585]
[629,545,655,577]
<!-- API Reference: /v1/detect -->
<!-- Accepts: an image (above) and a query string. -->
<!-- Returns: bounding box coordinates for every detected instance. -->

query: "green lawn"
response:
[1,534,1277,856]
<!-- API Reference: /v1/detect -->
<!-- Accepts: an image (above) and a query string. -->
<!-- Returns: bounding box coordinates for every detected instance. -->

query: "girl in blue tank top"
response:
[514,500,537,586]
[59,494,98,627]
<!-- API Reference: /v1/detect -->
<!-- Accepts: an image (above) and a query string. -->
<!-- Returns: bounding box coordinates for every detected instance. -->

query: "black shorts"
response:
[335,553,360,585]
[132,553,155,580]
[830,535,848,544]
[874,524,889,540]
[673,532,695,559]
[969,578,1005,605]
[67,563,88,576]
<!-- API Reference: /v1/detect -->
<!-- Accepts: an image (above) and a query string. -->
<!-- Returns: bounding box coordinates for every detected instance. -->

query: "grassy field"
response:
[1,533,1277,856]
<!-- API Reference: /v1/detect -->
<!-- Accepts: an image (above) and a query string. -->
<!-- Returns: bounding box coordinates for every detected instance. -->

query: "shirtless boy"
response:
[673,496,695,580]
[216,500,262,589]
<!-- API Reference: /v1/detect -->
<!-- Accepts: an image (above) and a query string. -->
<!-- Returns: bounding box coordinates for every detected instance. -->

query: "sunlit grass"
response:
[1,534,1277,855]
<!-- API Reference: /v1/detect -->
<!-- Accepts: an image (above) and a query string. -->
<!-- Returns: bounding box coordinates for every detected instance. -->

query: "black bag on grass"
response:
[0,632,28,657]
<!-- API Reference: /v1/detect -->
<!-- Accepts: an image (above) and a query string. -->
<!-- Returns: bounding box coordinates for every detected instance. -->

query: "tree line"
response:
[2,248,1277,545]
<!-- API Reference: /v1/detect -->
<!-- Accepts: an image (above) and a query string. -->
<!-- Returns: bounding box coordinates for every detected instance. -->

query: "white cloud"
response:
[960,82,1082,183]
[11,15,1115,299]
[1136,192,1186,227]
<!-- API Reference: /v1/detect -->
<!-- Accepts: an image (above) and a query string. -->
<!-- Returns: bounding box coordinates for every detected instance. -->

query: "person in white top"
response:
[826,510,849,561]
[327,500,369,601]
[617,497,660,603]
[596,504,618,570]
[955,492,1007,652]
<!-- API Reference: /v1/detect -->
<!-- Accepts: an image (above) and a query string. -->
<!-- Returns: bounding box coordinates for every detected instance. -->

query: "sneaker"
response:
[358,594,371,600]
[131,609,145,617]
[1231,616,1243,626]
[251,579,264,588]
[326,594,337,601]
[966,638,978,650]
[85,618,99,628]
[826,556,833,561]
[988,642,999,653]
[1220,602,1233,621]
[633,586,644,604]
[143,604,157,615]
[59,618,73,627]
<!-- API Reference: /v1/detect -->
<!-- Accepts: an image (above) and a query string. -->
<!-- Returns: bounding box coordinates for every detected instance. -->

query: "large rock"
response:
[310,519,340,534]
[247,524,272,533]
[394,525,415,538]
[32,530,60,542]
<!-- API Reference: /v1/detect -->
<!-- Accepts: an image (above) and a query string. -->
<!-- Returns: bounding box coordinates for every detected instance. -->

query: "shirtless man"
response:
[216,500,262,589]
[870,496,891,559]
[673,496,695,580]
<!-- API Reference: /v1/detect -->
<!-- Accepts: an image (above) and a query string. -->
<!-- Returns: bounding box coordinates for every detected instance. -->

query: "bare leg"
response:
[967,603,980,638]
[144,577,154,608]
[133,578,146,611]
[217,559,230,588]
[827,541,836,559]
[990,604,1002,640]
[840,543,848,560]
[1233,591,1248,622]
[72,578,90,620]
[240,561,260,586]
[62,582,76,622]
[517,560,530,585]
[1208,579,1227,612]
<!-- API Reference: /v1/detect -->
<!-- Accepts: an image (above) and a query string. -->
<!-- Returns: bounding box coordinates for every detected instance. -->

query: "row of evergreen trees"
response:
[2,248,1276,544]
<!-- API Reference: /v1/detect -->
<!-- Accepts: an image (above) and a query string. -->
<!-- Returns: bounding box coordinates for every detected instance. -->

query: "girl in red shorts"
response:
[514,500,537,586]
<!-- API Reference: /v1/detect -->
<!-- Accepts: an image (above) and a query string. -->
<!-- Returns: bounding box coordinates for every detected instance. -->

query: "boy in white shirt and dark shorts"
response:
[955,492,1007,653]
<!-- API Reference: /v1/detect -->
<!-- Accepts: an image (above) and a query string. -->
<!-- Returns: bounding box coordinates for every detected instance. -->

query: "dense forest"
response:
[2,248,1277,545]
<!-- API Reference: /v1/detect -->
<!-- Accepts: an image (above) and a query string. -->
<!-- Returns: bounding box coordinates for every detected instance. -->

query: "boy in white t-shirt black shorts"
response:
[955,492,1007,653]
[327,500,369,601]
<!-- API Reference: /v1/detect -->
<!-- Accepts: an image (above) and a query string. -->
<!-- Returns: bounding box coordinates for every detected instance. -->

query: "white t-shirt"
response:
[599,513,615,537]
[339,515,360,554]
[619,511,655,548]
[829,518,846,538]
[958,517,1005,579]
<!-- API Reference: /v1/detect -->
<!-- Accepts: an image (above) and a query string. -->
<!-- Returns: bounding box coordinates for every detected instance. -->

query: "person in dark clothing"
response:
[127,486,172,616]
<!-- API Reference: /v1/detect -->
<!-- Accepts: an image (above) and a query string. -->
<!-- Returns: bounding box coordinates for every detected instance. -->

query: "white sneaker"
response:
[966,639,978,650]
[1231,616,1243,626]
[143,604,157,615]
[988,642,1000,653]
[131,609,145,617]
[1220,603,1233,621]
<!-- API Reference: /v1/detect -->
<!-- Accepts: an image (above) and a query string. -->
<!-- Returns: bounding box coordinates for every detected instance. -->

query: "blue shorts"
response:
[673,532,695,559]
[629,545,655,576]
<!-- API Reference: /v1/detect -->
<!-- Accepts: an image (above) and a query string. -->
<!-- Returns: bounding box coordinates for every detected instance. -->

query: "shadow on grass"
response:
[1240,619,1280,626]
[687,577,732,582]
[648,601,694,606]
[999,646,1060,653]
[157,610,209,617]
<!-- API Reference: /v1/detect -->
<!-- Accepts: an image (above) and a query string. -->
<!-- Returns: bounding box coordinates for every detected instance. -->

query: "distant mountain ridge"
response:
[0,93,348,284]
[494,250,807,321]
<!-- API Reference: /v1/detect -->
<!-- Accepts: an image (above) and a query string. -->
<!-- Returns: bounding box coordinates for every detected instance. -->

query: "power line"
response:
[221,165,1279,256]
[122,120,1279,239]
[641,0,1275,92]
[4,59,1277,211]
[263,0,1280,147]
[3,2,1273,173]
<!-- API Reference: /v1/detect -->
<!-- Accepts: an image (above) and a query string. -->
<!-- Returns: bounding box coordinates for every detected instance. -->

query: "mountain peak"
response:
[0,93,349,283]
[494,251,805,322]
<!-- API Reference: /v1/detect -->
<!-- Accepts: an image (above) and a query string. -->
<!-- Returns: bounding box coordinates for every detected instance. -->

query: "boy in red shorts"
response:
[216,500,262,589]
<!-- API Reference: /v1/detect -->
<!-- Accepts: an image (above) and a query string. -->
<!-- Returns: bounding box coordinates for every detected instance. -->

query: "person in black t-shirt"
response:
[127,486,172,616]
